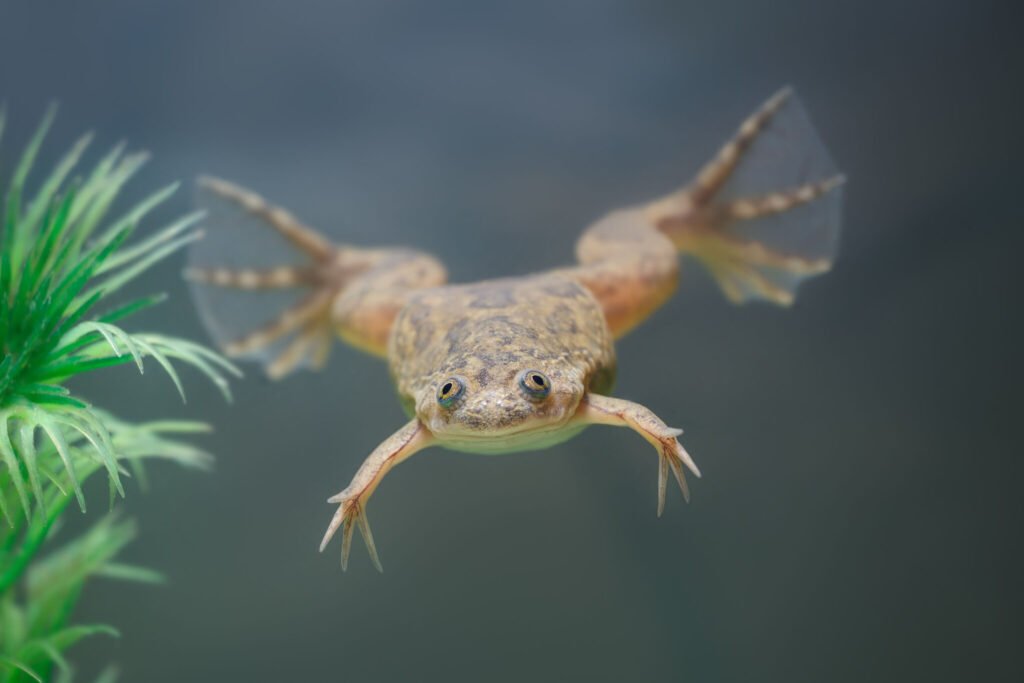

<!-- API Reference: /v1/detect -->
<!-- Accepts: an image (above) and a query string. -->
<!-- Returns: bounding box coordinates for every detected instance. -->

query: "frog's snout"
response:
[418,375,583,439]
[428,388,534,433]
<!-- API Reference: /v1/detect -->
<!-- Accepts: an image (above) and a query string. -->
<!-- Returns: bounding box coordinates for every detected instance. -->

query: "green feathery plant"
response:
[0,106,239,682]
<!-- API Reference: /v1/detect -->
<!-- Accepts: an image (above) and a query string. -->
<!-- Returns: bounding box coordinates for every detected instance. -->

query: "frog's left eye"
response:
[437,377,465,407]
[519,370,551,399]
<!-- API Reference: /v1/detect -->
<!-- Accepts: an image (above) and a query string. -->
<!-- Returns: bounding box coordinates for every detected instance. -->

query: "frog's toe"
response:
[684,231,834,307]
[656,432,700,516]
[320,495,383,572]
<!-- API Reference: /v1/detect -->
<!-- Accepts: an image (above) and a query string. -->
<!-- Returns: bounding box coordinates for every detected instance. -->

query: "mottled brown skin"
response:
[186,88,843,571]
[389,276,615,450]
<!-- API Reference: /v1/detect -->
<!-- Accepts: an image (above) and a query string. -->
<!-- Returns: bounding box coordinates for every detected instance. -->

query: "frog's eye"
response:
[437,377,465,407]
[519,370,551,400]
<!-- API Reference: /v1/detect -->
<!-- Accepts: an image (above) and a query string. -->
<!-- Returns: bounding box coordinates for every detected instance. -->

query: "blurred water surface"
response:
[0,1,1020,681]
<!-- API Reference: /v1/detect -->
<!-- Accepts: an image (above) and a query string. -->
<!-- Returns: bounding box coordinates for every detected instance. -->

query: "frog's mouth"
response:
[435,421,589,455]
[426,410,587,455]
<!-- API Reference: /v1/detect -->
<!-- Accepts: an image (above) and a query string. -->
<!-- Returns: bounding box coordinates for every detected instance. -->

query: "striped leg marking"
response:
[198,176,336,261]
[687,86,794,207]
[184,265,316,289]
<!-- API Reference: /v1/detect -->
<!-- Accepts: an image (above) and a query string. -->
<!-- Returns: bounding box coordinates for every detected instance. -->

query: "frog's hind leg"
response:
[651,87,844,306]
[186,177,447,378]
[207,288,335,378]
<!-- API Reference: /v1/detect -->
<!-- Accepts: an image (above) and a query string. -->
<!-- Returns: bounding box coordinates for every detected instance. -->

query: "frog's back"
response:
[388,275,616,406]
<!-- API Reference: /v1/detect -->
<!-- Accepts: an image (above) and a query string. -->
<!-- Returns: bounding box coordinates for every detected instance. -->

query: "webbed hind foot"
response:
[186,177,447,377]
[650,87,844,305]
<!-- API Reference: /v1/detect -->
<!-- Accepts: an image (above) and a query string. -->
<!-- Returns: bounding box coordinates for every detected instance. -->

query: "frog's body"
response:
[390,275,615,454]
[187,88,843,571]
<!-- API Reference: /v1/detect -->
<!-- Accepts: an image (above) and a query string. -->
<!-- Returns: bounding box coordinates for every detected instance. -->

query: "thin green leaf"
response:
[48,407,123,499]
[33,641,70,676]
[15,392,86,409]
[43,290,105,358]
[46,624,120,649]
[94,562,164,584]
[29,354,132,383]
[18,421,44,508]
[131,338,186,402]
[64,141,124,228]
[27,184,79,286]
[40,466,69,498]
[93,665,119,683]
[32,410,87,511]
[41,223,133,334]
[66,151,147,258]
[88,181,179,252]
[90,229,203,302]
[4,103,56,270]
[136,420,211,434]
[96,211,203,274]
[0,656,44,682]
[0,473,10,526]
[65,322,145,373]
[140,334,241,380]
[21,132,92,248]
[12,383,69,397]
[0,416,31,516]
[95,293,166,325]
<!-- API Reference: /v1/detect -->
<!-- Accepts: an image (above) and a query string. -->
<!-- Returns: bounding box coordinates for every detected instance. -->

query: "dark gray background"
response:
[1,1,1020,681]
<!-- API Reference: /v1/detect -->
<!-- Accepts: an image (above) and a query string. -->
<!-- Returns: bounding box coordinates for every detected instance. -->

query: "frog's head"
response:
[415,358,588,453]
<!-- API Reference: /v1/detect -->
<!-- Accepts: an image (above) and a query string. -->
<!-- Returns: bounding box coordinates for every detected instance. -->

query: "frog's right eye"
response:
[437,378,465,407]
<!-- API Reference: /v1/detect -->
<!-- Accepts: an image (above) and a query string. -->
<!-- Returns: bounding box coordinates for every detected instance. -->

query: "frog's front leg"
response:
[578,394,701,516]
[319,420,434,571]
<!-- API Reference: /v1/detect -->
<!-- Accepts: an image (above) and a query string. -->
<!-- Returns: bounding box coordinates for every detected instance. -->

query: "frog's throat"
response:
[435,421,589,455]
[428,408,589,455]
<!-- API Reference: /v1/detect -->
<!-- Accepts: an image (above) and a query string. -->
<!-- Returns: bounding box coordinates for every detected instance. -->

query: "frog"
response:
[186,88,843,571]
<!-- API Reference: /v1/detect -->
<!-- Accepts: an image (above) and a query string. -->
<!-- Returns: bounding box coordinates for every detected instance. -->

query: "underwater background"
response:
[1,0,1020,680]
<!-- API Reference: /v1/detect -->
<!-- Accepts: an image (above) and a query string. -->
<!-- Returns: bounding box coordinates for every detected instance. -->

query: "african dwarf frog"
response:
[187,88,843,571]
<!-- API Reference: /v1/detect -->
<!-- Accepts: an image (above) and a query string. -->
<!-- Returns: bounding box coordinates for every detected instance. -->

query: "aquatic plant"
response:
[0,107,238,682]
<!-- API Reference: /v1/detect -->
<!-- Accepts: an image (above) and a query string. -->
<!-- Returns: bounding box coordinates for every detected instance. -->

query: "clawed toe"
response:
[319,495,383,572]
[656,434,700,516]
